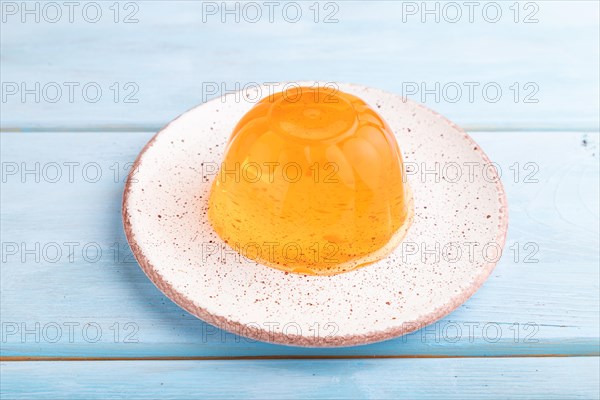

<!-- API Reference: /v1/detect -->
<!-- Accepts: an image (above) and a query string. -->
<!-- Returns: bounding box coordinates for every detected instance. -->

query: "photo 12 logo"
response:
[1,161,138,184]
[399,1,540,23]
[201,81,340,103]
[201,1,340,23]
[1,1,140,23]
[399,321,540,344]
[1,82,139,104]
[1,241,137,265]
[401,81,540,104]
[1,321,140,343]
[203,320,340,343]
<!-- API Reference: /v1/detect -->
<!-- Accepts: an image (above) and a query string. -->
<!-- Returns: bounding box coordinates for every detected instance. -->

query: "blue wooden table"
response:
[1,1,599,398]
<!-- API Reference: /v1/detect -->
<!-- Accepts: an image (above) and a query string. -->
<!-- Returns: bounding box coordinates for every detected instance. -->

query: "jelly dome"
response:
[208,86,413,275]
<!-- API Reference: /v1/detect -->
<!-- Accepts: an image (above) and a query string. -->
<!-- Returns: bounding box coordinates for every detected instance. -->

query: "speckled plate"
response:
[122,82,508,347]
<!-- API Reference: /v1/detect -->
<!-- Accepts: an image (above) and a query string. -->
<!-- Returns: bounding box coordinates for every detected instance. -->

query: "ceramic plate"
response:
[122,82,508,347]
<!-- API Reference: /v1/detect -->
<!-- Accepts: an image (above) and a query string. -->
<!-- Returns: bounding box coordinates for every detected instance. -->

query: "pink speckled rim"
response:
[122,83,509,347]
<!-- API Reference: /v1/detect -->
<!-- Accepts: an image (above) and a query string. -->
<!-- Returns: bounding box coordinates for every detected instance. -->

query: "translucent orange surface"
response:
[208,86,413,275]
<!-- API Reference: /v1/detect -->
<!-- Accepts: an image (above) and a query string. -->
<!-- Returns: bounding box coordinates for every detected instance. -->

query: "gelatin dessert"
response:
[208,86,413,275]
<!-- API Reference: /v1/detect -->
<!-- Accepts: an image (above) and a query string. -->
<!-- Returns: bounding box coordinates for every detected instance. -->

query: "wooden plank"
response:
[1,1,598,130]
[1,131,598,358]
[1,357,599,399]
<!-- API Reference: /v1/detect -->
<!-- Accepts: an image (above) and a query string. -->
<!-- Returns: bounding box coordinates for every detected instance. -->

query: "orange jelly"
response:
[208,86,413,275]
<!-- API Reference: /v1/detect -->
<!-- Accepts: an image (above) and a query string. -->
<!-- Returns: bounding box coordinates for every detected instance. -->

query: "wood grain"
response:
[1,1,598,130]
[2,357,599,399]
[2,2,599,398]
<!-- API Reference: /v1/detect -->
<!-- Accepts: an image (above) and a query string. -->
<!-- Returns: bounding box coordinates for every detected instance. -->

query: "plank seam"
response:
[2,354,599,362]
